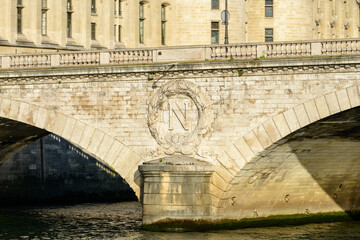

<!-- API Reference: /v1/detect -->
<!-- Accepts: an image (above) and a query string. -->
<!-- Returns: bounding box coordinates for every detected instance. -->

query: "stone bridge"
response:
[0,39,360,230]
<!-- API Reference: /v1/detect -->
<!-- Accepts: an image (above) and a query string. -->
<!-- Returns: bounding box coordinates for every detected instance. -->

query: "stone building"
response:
[0,0,359,53]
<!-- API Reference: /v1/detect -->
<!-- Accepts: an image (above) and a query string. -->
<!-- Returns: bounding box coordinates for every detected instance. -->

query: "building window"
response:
[212,0,219,9]
[139,2,145,43]
[67,0,72,10]
[265,0,273,17]
[17,0,23,34]
[161,5,166,45]
[41,0,48,36]
[114,24,121,42]
[118,25,122,42]
[265,28,273,42]
[67,0,72,38]
[114,0,122,16]
[91,22,96,40]
[211,22,219,44]
[91,0,97,14]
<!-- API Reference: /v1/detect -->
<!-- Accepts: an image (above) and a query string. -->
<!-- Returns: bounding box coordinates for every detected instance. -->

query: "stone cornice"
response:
[0,56,359,82]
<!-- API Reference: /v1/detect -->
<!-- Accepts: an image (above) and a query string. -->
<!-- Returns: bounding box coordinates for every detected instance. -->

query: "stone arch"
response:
[0,97,144,198]
[213,85,360,208]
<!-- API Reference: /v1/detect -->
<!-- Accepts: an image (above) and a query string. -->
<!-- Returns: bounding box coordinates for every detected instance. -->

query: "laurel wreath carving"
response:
[148,80,214,155]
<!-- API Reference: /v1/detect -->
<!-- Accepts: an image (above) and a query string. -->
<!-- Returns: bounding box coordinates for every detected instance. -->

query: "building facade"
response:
[0,0,359,53]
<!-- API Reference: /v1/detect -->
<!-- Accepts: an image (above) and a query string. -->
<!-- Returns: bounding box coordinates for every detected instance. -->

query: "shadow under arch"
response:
[215,85,360,217]
[0,97,144,198]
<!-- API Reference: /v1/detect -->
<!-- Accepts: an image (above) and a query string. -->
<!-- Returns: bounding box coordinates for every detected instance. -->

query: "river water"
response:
[0,202,359,240]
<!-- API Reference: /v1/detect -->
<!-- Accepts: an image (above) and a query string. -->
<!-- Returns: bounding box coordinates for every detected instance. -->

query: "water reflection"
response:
[0,202,359,240]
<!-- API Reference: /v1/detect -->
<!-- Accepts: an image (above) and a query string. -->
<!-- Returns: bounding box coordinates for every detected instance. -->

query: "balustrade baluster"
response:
[25,56,30,67]
[211,47,216,59]
[38,55,43,66]
[215,47,219,59]
[349,41,354,53]
[238,46,244,59]
[118,52,123,63]
[19,56,24,68]
[2,40,360,69]
[148,50,152,62]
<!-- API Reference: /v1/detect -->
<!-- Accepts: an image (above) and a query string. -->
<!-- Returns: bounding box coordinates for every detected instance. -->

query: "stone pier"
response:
[139,156,215,230]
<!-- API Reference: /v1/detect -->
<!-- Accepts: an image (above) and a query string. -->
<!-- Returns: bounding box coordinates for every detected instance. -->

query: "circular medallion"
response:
[148,80,214,155]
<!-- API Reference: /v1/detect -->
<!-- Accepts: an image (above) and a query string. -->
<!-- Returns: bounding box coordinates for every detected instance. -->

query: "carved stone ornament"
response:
[148,80,214,155]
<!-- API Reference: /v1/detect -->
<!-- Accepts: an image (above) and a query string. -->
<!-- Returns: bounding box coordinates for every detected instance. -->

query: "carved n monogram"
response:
[169,102,188,131]
[148,80,214,155]
[165,97,198,133]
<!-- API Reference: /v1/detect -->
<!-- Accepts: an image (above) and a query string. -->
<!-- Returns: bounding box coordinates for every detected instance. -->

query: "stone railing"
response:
[1,39,360,69]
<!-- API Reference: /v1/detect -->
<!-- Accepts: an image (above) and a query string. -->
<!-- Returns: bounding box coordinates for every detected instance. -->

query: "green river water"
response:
[0,202,359,240]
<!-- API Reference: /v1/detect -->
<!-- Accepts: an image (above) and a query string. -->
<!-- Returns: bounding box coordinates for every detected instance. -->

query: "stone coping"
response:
[1,55,359,79]
[139,156,215,173]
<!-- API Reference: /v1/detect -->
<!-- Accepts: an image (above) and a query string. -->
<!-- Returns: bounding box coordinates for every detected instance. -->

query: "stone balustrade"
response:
[1,39,360,69]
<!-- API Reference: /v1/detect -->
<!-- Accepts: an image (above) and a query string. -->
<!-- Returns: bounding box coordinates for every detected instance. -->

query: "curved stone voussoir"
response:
[0,96,143,198]
[216,85,360,208]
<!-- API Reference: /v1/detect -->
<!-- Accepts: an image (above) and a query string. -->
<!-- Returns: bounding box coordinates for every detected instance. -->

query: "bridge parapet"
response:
[1,39,360,69]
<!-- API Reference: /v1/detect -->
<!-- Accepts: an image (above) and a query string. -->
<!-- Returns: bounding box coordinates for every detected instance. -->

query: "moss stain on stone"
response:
[142,211,360,232]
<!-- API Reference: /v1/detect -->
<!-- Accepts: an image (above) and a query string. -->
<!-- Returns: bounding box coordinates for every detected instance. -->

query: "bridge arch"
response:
[215,84,360,209]
[0,97,143,198]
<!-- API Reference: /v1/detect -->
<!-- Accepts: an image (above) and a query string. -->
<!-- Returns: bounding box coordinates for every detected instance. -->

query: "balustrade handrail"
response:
[1,38,360,69]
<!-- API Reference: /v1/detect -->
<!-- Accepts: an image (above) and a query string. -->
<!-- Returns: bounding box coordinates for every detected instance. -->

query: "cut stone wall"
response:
[0,56,359,224]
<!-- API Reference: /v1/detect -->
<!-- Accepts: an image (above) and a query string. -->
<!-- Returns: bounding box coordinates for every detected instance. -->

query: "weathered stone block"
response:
[283,109,300,132]
[224,145,247,169]
[78,125,96,149]
[87,129,105,154]
[315,96,330,119]
[273,114,291,137]
[61,117,77,140]
[70,120,86,145]
[347,85,360,108]
[336,89,351,111]
[96,134,114,160]
[262,119,282,143]
[325,92,340,115]
[243,130,264,154]
[304,100,320,123]
[253,124,272,150]
[294,104,310,127]
[233,137,254,162]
